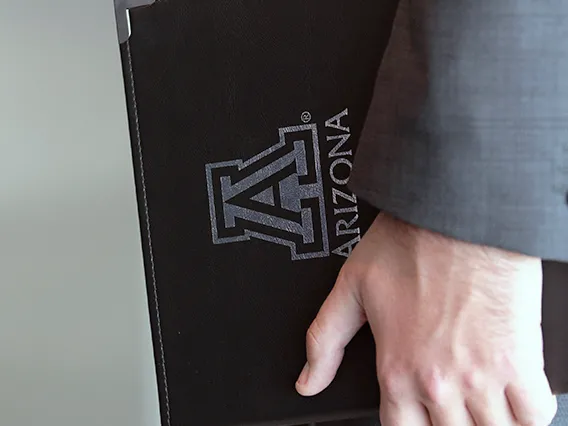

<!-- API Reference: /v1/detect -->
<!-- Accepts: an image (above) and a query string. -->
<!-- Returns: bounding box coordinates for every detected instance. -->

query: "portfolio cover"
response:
[119,1,399,425]
[117,1,568,425]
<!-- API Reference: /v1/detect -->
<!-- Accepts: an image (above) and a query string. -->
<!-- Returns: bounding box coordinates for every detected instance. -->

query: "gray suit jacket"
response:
[350,0,568,262]
[350,0,568,392]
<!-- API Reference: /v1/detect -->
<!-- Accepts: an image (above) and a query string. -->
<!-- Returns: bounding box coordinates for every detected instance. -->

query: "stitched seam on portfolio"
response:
[126,40,172,426]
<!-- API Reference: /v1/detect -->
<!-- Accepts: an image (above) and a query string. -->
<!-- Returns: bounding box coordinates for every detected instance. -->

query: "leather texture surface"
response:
[120,1,399,425]
[119,1,568,425]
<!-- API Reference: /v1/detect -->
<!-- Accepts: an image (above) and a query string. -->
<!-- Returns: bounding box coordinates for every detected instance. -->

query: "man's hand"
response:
[296,213,557,425]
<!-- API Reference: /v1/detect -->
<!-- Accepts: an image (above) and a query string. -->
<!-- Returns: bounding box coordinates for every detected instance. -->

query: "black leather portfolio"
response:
[119,1,399,425]
[118,1,568,425]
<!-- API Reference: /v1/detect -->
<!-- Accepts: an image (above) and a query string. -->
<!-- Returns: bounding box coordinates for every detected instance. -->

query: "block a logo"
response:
[205,123,329,260]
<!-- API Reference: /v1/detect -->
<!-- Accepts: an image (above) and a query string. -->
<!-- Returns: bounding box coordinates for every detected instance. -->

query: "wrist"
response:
[376,212,542,282]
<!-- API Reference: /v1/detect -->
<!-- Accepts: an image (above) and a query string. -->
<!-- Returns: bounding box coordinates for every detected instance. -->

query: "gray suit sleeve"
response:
[349,0,568,262]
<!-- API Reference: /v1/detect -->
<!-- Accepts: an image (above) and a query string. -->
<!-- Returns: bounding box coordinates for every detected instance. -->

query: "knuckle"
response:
[306,324,319,349]
[494,351,518,380]
[379,369,408,403]
[461,369,486,394]
[306,320,324,351]
[417,368,451,405]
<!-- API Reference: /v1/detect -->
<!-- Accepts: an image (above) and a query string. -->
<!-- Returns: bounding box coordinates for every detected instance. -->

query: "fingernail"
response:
[297,362,310,387]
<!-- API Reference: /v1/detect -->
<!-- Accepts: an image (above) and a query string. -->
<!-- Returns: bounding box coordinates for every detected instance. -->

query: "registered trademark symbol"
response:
[301,111,312,123]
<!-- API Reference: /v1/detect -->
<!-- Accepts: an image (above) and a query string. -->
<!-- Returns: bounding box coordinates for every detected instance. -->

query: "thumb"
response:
[296,275,366,397]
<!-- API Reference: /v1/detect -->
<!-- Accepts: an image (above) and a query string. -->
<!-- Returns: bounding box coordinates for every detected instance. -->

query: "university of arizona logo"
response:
[206,109,361,260]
